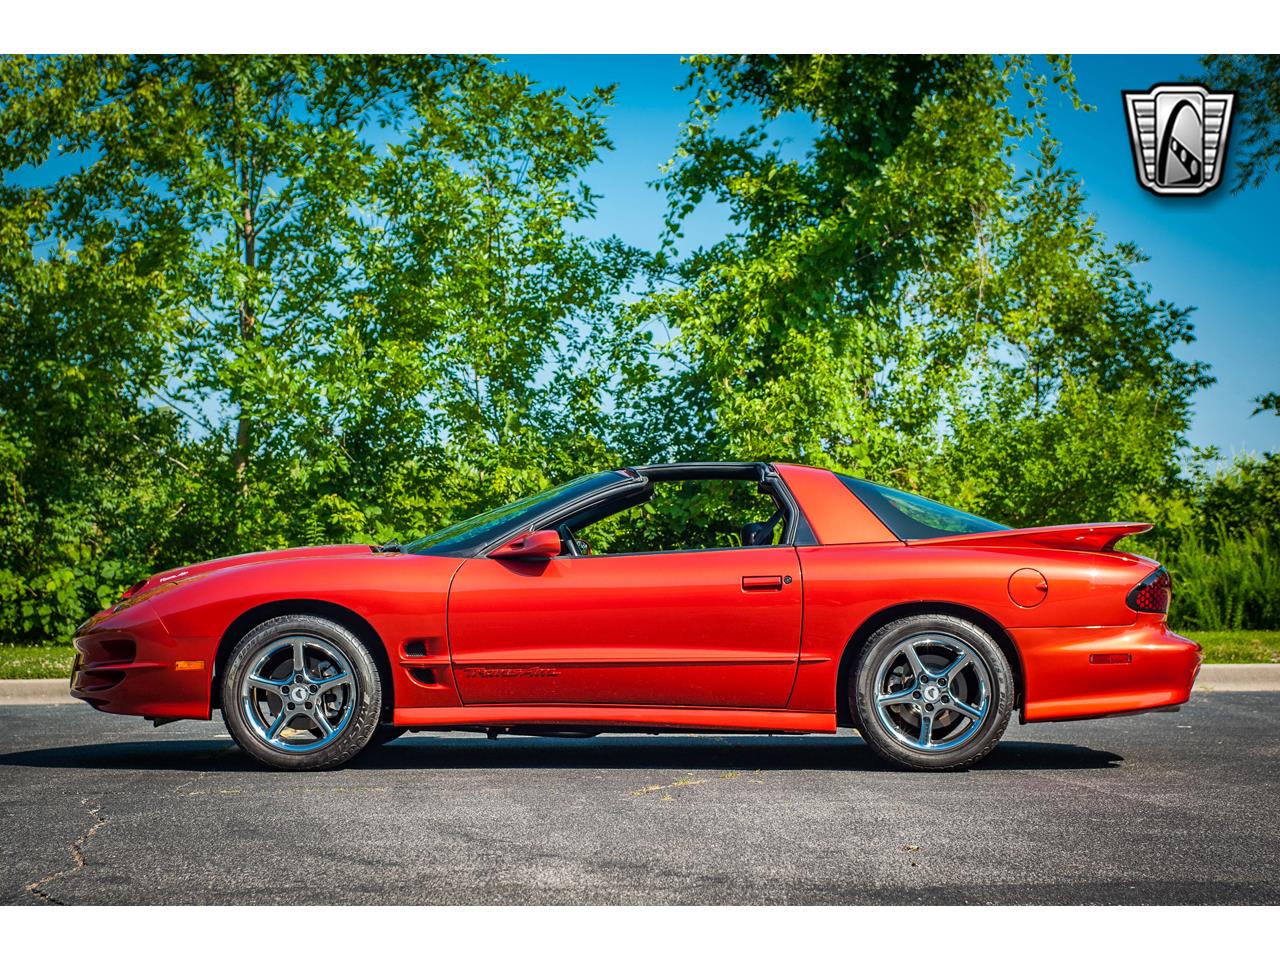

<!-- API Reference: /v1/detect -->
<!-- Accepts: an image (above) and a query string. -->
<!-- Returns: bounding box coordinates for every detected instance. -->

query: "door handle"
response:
[742,575,785,591]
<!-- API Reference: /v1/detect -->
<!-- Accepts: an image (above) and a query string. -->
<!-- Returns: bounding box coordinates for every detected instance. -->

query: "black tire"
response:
[368,724,408,747]
[221,614,382,771]
[851,614,1012,772]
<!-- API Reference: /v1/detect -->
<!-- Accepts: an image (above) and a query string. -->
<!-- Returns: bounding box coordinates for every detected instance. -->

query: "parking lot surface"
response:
[2,693,1277,904]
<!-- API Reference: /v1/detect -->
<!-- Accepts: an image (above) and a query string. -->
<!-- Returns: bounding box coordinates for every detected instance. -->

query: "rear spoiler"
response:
[913,522,1153,553]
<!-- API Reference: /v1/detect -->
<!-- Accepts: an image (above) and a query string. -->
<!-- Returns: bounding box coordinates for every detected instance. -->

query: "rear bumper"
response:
[1013,618,1201,723]
[70,602,212,720]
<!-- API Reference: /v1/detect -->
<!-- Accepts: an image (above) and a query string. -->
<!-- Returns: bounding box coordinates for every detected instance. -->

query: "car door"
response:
[446,546,803,708]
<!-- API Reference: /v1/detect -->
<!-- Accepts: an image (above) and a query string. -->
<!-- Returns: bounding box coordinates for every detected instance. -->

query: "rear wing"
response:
[912,522,1153,553]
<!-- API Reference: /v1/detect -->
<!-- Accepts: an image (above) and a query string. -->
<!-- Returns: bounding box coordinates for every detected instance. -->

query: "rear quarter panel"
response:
[787,542,1158,716]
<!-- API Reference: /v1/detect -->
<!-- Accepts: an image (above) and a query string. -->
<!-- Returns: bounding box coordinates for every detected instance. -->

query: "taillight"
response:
[1127,567,1171,614]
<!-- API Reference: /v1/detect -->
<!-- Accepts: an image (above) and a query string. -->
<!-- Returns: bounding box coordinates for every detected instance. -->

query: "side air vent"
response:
[408,667,437,686]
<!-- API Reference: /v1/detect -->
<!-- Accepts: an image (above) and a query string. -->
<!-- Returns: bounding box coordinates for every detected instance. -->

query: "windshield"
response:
[837,475,1008,540]
[405,471,627,556]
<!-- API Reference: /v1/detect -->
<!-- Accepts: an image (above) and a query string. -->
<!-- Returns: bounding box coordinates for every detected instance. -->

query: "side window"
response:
[568,479,785,555]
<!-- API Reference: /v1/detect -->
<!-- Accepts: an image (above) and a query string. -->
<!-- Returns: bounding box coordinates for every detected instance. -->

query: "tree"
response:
[351,68,654,527]
[932,139,1211,523]
[0,176,189,641]
[1200,56,1279,451]
[0,55,646,643]
[650,55,1210,524]
[1200,55,1280,191]
[2,56,466,547]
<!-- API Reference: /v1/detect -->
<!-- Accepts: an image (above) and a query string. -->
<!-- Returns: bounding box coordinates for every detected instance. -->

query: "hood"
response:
[123,544,376,600]
[913,522,1153,553]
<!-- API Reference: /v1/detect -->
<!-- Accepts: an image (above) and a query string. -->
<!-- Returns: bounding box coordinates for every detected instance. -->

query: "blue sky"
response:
[504,54,1280,460]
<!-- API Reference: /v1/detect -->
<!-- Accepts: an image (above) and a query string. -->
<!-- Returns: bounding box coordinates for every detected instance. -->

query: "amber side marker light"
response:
[174,660,205,671]
[1089,653,1133,665]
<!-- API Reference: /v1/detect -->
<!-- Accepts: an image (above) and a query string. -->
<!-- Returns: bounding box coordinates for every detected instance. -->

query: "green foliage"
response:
[1161,524,1280,631]
[1188,454,1280,544]
[580,480,779,555]
[0,54,1263,644]
[0,172,192,642]
[1200,55,1280,191]
[1149,455,1280,631]
[646,56,1207,530]
[1,54,648,644]
[941,375,1199,526]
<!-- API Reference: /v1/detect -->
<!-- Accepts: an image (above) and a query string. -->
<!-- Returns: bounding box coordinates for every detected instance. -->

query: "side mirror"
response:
[489,529,562,560]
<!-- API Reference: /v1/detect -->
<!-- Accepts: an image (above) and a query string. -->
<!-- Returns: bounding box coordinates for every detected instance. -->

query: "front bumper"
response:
[1013,617,1202,723]
[70,601,211,720]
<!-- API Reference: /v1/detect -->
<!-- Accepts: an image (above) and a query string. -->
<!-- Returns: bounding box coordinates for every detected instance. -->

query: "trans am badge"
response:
[1123,84,1235,196]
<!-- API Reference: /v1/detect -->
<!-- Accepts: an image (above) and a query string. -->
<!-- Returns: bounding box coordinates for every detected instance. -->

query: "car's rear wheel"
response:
[852,614,1012,771]
[221,614,382,771]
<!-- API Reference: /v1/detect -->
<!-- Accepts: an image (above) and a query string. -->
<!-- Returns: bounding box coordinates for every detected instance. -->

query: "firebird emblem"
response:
[460,667,561,679]
[1123,83,1235,196]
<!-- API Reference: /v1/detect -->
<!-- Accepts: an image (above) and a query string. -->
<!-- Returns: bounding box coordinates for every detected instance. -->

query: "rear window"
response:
[837,475,1008,540]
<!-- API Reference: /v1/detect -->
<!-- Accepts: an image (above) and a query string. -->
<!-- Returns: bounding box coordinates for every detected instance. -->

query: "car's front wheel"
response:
[221,614,382,771]
[852,614,1013,771]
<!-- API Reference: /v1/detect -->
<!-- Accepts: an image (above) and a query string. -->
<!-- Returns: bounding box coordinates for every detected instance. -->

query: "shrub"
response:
[1162,524,1280,631]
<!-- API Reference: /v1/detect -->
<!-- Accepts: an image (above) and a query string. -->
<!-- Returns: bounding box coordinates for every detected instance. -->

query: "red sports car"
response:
[70,462,1200,771]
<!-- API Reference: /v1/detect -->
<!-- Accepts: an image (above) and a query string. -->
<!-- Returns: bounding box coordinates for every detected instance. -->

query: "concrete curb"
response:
[1193,663,1280,692]
[0,678,76,705]
[0,663,1278,705]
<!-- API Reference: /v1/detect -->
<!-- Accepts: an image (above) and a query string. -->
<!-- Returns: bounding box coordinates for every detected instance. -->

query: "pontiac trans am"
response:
[70,462,1200,771]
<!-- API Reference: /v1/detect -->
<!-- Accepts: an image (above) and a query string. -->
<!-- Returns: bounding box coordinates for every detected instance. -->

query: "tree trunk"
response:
[233,140,256,497]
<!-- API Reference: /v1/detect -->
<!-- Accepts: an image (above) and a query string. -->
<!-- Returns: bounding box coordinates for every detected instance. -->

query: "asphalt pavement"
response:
[1,693,1277,905]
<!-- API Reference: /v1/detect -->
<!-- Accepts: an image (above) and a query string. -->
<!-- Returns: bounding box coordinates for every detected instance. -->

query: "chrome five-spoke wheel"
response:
[871,633,991,753]
[222,614,382,770]
[239,635,357,752]
[853,614,1013,771]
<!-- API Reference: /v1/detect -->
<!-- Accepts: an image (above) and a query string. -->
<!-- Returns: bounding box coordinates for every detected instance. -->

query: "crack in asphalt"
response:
[174,744,239,797]
[26,797,107,905]
[632,776,707,797]
[631,769,761,798]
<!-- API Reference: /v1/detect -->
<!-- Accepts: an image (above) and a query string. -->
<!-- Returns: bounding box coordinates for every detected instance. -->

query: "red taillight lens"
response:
[1127,567,1171,614]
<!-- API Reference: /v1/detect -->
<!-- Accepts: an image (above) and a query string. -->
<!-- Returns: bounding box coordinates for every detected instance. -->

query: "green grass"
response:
[0,631,1277,680]
[1182,630,1280,664]
[0,643,76,680]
